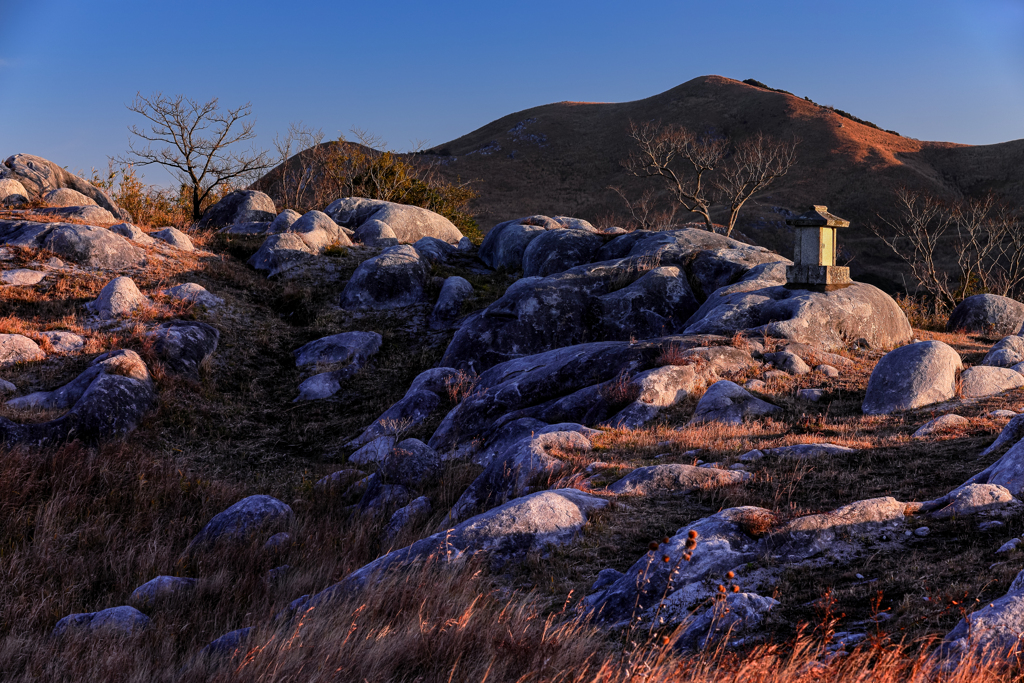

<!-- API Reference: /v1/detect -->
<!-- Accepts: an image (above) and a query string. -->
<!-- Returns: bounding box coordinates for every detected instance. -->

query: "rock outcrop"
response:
[3,154,128,219]
[325,197,464,245]
[197,190,277,230]
[0,221,144,269]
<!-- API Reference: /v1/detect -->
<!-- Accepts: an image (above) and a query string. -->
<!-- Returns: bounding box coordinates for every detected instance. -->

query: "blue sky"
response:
[1,0,1022,186]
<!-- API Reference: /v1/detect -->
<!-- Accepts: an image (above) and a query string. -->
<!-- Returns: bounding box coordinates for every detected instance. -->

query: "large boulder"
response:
[959,366,1024,399]
[0,334,44,365]
[33,205,116,224]
[197,190,276,230]
[981,336,1024,368]
[0,178,28,206]
[340,244,430,309]
[0,349,156,447]
[293,331,382,401]
[3,154,128,219]
[85,277,150,318]
[479,216,601,271]
[182,495,293,558]
[940,569,1024,665]
[430,276,474,327]
[0,221,144,269]
[129,576,197,610]
[249,210,353,276]
[325,197,463,245]
[149,321,220,379]
[944,437,1024,498]
[689,380,782,426]
[52,606,149,638]
[947,294,1024,337]
[521,228,605,277]
[110,222,156,246]
[862,341,962,415]
[44,187,96,207]
[151,227,194,251]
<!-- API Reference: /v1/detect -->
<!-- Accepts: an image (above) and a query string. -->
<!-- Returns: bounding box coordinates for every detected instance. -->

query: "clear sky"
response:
[1,0,1022,187]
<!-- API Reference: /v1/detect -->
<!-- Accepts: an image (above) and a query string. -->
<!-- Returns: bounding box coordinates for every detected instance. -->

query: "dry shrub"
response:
[734,508,779,538]
[600,370,642,408]
[445,369,478,403]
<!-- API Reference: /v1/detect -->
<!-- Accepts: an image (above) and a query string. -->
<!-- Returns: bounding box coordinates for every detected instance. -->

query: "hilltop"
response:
[424,75,1024,288]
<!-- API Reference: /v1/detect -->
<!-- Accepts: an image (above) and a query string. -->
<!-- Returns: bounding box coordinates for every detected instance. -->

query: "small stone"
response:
[816,364,840,378]
[978,520,1006,531]
[797,388,824,402]
[729,463,747,471]
[86,277,150,319]
[912,414,970,438]
[151,227,194,251]
[40,330,85,353]
[263,532,293,552]
[855,573,865,580]
[682,450,700,458]
[163,282,224,308]
[990,410,1018,418]
[744,379,767,392]
[1,269,46,286]
[0,378,15,394]
[738,449,764,463]
[914,527,930,537]
[996,538,1022,553]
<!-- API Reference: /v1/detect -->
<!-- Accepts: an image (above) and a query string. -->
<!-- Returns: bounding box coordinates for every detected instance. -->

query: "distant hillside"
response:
[421,75,1024,289]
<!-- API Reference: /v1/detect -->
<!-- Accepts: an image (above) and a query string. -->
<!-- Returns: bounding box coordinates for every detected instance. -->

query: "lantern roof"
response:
[786,205,850,228]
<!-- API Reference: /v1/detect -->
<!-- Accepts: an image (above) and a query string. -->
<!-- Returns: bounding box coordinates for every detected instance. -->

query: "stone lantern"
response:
[785,205,852,290]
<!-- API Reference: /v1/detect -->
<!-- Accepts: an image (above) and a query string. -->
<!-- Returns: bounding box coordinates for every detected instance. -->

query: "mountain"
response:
[424,75,1024,289]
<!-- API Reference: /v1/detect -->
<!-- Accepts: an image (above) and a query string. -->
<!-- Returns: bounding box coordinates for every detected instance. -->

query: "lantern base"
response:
[786,264,851,290]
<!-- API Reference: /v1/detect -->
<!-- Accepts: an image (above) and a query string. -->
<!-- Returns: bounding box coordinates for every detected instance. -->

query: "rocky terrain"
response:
[4,152,1024,680]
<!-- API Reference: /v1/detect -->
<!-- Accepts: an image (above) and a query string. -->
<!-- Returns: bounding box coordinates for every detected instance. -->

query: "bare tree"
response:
[623,121,724,230]
[871,188,1024,312]
[715,132,798,236]
[117,92,271,221]
[271,122,326,211]
[607,186,678,231]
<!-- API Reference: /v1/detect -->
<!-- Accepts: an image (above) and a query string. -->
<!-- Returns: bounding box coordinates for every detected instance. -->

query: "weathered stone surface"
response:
[199,627,252,659]
[347,381,449,450]
[430,276,473,327]
[479,216,602,271]
[0,334,44,365]
[4,154,127,218]
[313,469,364,495]
[340,244,430,309]
[0,379,15,395]
[109,222,156,246]
[944,438,1024,498]
[862,341,962,415]
[0,220,144,269]
[762,443,856,460]
[150,321,220,379]
[521,228,604,277]
[383,496,432,543]
[921,483,1016,519]
[325,197,463,245]
[0,178,28,205]
[197,190,276,230]
[52,606,149,638]
[353,218,399,247]
[912,414,970,438]
[1,349,155,447]
[183,495,293,557]
[163,282,223,308]
[377,438,445,488]
[219,221,271,235]
[632,365,706,406]
[295,331,382,368]
[449,431,591,523]
[34,205,117,223]
[44,187,96,207]
[40,330,84,353]
[689,380,782,426]
[686,281,912,352]
[765,350,810,375]
[947,294,1024,337]
[249,210,352,276]
[86,276,150,318]
[673,592,779,650]
[940,569,1024,664]
[129,576,197,610]
[607,464,750,496]
[981,336,1024,368]
[960,366,1024,398]
[151,227,194,251]
[981,415,1024,458]
[268,209,301,234]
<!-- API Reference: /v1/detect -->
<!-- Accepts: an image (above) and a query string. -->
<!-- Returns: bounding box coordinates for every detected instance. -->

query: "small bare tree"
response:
[117,92,271,221]
[623,121,724,230]
[272,122,326,211]
[623,121,797,236]
[607,186,678,231]
[715,132,798,236]
[871,188,1024,312]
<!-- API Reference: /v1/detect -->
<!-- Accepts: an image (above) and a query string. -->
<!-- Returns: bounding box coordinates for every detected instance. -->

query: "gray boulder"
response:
[52,606,149,638]
[689,381,782,426]
[199,627,252,659]
[249,210,353,276]
[0,334,44,365]
[44,187,96,207]
[353,219,399,247]
[268,209,301,234]
[765,350,811,375]
[383,496,432,543]
[913,414,970,438]
[862,341,962,415]
[3,154,127,219]
[109,222,156,246]
[129,576,197,610]
[325,197,463,245]
[293,331,382,401]
[85,276,150,318]
[346,366,456,450]
[183,495,293,558]
[1,349,156,447]
[960,366,1024,398]
[674,592,779,650]
[163,282,223,308]
[981,415,1024,458]
[40,331,84,353]
[377,438,445,488]
[920,483,1016,519]
[430,276,474,327]
[32,205,116,223]
[947,294,1024,337]
[0,220,144,269]
[313,469,364,496]
[0,268,45,286]
[522,228,605,277]
[151,227,194,251]
[981,336,1024,368]
[940,569,1024,664]
[944,438,1024,498]
[197,190,276,230]
[0,178,28,205]
[340,244,430,309]
[150,321,220,379]
[607,464,751,496]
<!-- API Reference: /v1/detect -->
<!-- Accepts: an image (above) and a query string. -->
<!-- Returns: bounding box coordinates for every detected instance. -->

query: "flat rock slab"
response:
[862,341,962,415]
[1,268,46,285]
[608,463,751,496]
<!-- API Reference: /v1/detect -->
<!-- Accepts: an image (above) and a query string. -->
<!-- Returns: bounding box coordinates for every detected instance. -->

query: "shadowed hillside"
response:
[423,75,1024,289]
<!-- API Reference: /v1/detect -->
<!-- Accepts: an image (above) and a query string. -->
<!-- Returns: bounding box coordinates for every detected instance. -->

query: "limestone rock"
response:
[960,366,1024,398]
[52,606,149,638]
[313,469,364,496]
[0,334,44,365]
[340,244,430,309]
[689,380,782,426]
[521,228,604,277]
[383,496,432,543]
[294,331,382,368]
[673,592,779,650]
[607,464,751,496]
[947,294,1024,337]
[765,350,810,375]
[0,220,144,269]
[862,341,962,415]
[86,277,150,318]
[347,367,458,449]
[981,415,1024,458]
[762,443,856,460]
[377,438,445,488]
[197,190,276,230]
[268,209,301,234]
[0,178,28,206]
[44,187,96,207]
[109,222,156,246]
[163,282,223,308]
[943,440,1024,498]
[183,495,293,558]
[151,227,194,251]
[325,197,463,245]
